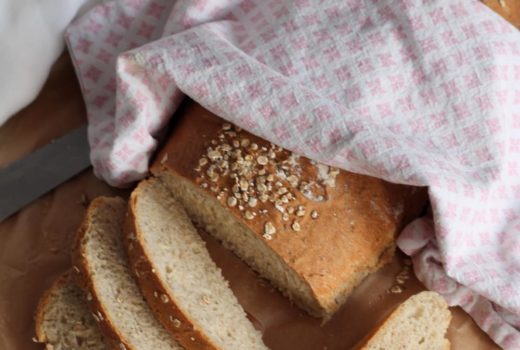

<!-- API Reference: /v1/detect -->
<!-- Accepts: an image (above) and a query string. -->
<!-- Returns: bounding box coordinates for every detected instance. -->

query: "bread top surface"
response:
[152,102,428,301]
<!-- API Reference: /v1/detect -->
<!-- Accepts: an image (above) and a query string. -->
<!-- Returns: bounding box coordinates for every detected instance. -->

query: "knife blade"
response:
[0,125,91,222]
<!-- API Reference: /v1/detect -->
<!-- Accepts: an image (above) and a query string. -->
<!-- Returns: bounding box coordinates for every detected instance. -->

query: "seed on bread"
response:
[169,316,181,328]
[227,197,237,207]
[264,222,276,235]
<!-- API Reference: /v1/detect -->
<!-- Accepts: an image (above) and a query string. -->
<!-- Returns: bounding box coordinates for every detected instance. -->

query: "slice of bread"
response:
[73,197,183,350]
[359,291,451,350]
[125,178,268,350]
[151,102,428,318]
[34,271,107,350]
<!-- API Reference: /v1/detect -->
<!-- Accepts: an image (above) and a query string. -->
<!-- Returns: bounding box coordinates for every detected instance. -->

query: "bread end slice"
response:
[34,271,107,350]
[359,291,451,350]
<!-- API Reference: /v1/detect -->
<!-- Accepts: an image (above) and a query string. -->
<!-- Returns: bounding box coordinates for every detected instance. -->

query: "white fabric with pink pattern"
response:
[65,0,520,347]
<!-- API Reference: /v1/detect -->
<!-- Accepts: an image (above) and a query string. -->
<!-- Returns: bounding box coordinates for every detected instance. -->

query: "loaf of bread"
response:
[359,291,451,350]
[73,197,183,350]
[34,271,107,350]
[151,102,427,318]
[125,178,268,350]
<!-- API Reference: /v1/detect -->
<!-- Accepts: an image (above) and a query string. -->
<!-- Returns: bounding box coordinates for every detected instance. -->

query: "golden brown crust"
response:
[72,196,130,350]
[482,0,520,29]
[34,271,74,346]
[124,180,217,350]
[151,102,428,318]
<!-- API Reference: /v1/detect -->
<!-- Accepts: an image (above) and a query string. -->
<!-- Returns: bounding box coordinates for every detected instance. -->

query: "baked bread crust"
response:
[125,180,220,350]
[151,102,428,318]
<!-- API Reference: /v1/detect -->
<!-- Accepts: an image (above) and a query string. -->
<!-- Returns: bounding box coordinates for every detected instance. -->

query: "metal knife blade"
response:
[0,125,91,222]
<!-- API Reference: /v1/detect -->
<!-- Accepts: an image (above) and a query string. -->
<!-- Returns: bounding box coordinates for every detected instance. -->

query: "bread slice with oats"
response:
[125,178,268,350]
[151,102,428,318]
[34,271,107,350]
[73,197,183,350]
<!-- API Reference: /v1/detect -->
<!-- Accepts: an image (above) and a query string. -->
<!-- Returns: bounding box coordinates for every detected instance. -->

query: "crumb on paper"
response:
[390,285,402,294]
[78,193,89,207]
[160,153,168,164]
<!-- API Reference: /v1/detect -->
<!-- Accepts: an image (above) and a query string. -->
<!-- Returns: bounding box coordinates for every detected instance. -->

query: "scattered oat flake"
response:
[390,285,402,294]
[160,153,168,164]
[227,196,238,207]
[257,155,268,165]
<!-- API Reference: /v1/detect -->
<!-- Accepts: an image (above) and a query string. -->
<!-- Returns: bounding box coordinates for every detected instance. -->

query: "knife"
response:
[0,125,91,222]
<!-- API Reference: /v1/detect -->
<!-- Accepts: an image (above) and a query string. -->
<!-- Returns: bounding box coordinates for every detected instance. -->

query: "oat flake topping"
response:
[195,123,340,240]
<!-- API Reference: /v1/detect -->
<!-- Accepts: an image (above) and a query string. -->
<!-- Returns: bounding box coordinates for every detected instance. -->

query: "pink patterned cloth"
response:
[66,0,520,347]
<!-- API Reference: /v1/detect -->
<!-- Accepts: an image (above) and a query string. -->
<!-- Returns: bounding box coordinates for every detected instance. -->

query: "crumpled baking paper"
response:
[65,0,520,347]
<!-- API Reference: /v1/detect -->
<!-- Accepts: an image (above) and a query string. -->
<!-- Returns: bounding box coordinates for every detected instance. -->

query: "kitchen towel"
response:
[66,0,520,348]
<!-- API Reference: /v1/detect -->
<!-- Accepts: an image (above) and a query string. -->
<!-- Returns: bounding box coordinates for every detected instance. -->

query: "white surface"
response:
[0,0,99,126]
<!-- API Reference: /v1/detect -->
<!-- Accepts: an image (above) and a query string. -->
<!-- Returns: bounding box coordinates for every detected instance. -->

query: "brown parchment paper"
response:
[3,3,518,346]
